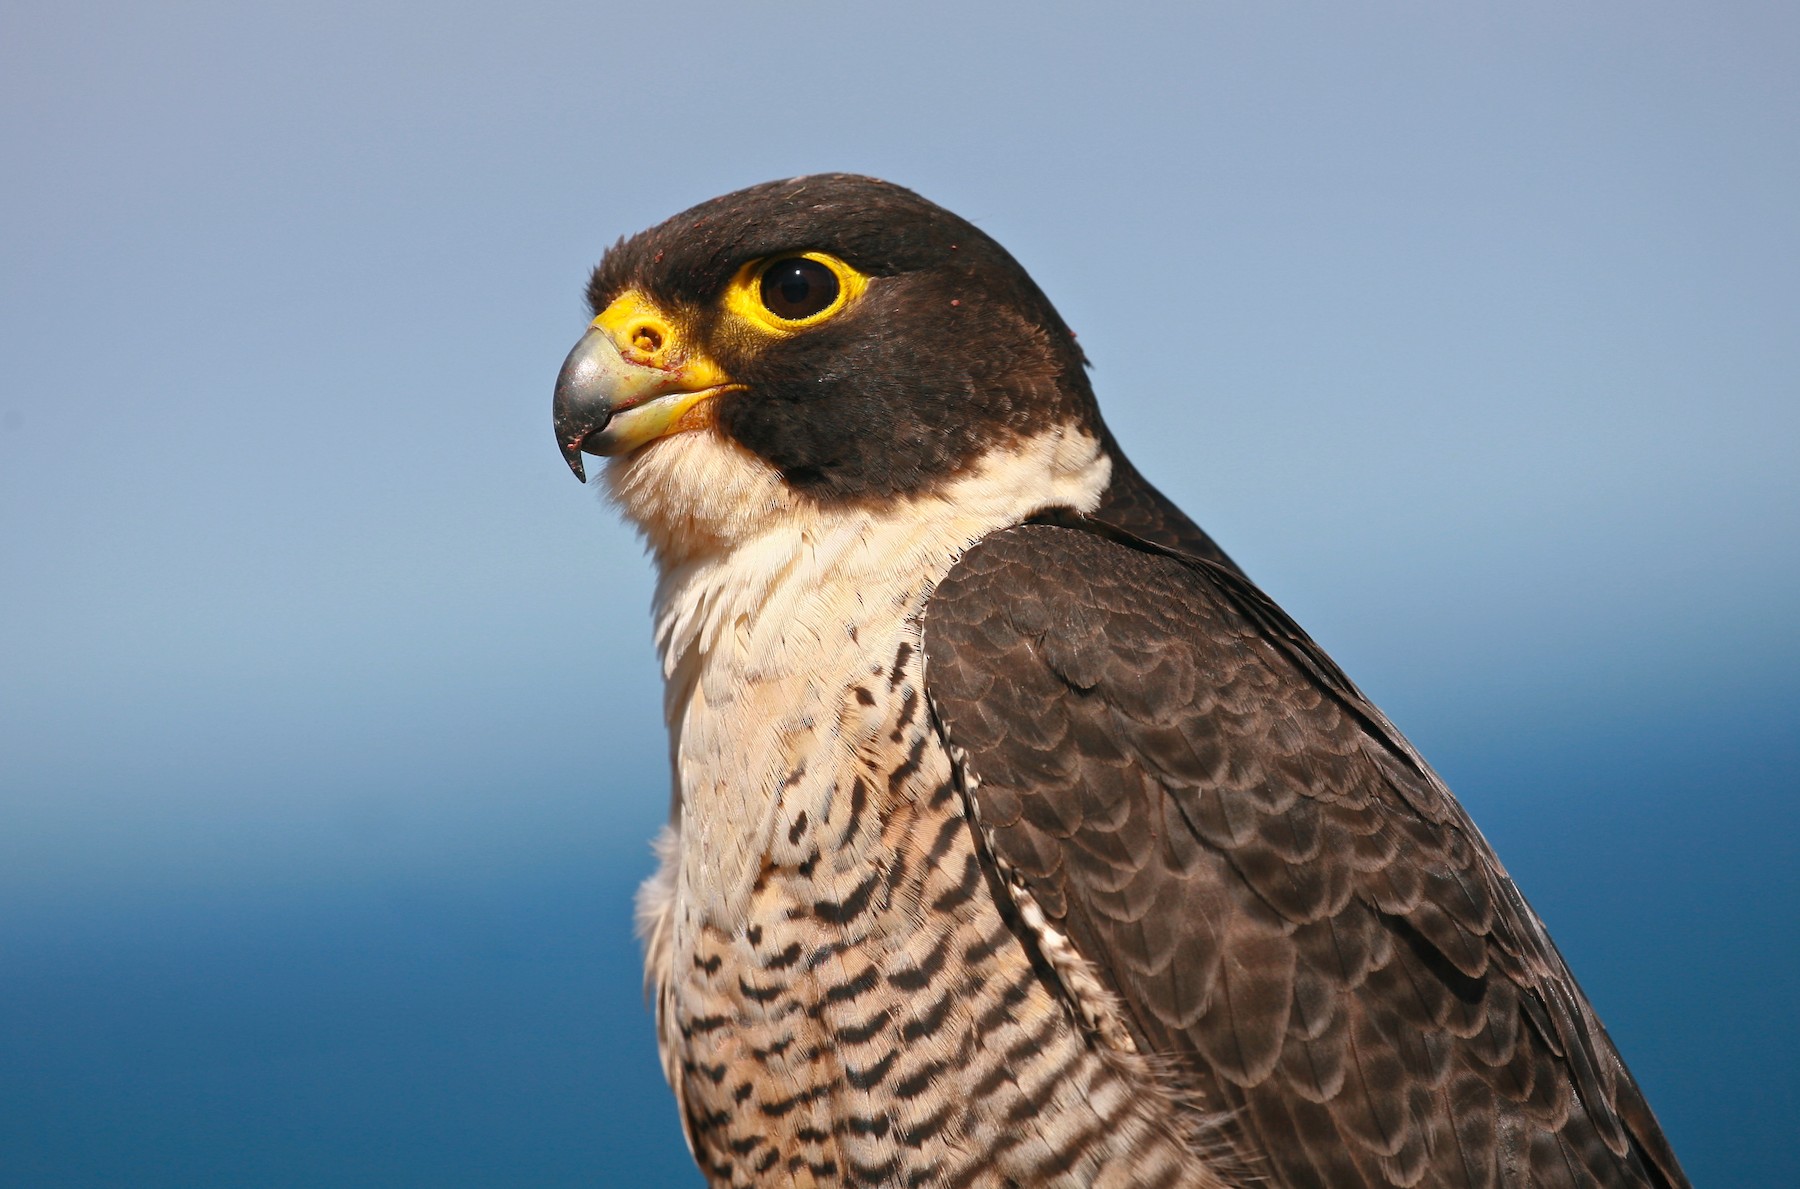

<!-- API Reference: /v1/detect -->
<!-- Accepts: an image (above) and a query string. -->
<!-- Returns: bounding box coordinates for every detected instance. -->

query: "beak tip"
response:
[560,443,588,483]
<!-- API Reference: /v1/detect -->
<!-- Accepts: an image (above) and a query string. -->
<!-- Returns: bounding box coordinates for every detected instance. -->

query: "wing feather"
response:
[922,520,1687,1188]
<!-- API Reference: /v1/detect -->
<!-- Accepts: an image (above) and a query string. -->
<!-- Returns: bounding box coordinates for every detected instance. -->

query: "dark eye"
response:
[759,257,840,321]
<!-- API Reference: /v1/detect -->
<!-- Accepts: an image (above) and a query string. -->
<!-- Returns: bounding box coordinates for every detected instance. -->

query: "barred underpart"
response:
[627,428,1234,1187]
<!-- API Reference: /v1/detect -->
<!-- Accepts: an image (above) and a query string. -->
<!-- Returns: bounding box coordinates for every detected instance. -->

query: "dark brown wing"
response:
[921,520,1688,1188]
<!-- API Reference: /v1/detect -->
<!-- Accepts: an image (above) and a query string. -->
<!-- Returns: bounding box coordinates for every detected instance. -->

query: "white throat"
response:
[606,425,1111,919]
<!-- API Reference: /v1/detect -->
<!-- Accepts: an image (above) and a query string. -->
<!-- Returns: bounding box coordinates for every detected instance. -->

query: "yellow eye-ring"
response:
[725,252,869,334]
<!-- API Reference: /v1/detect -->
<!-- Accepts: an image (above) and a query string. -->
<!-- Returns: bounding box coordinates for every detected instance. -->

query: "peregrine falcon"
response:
[552,175,1689,1188]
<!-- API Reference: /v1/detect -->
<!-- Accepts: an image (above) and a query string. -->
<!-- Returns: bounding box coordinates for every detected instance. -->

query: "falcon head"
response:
[555,174,1224,569]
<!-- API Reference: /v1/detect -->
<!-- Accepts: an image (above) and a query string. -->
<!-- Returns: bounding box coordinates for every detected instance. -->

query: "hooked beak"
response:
[552,293,740,481]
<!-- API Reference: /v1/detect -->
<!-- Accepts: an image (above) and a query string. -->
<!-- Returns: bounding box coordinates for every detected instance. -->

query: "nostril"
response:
[630,323,664,354]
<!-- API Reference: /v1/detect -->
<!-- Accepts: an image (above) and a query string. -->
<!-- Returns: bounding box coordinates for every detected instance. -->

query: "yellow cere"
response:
[589,290,734,390]
[591,291,679,363]
[724,252,870,336]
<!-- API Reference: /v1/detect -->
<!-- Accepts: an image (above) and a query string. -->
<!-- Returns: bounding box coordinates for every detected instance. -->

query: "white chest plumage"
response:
[606,426,1226,1188]
[655,508,942,925]
[613,424,1113,941]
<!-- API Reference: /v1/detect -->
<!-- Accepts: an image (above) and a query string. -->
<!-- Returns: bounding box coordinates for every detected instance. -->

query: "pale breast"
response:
[621,425,1231,1185]
[662,632,1227,1188]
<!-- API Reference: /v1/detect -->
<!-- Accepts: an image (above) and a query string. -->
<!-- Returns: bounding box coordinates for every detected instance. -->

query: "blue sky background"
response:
[2,2,1795,1184]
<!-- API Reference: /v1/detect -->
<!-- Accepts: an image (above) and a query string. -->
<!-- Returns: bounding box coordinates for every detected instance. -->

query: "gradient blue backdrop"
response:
[3,3,1795,1184]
